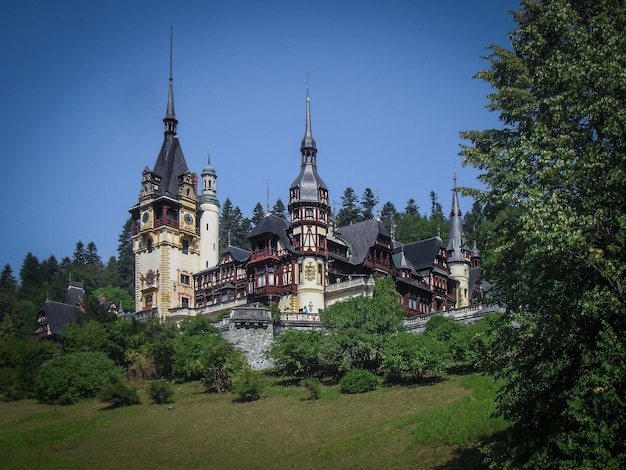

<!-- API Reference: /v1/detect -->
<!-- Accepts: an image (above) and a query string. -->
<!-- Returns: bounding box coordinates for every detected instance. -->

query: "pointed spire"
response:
[447,173,466,261]
[300,86,317,155]
[164,25,178,135]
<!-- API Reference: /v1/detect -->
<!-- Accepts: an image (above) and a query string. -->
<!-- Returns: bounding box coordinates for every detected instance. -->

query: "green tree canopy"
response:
[335,187,361,227]
[461,0,626,466]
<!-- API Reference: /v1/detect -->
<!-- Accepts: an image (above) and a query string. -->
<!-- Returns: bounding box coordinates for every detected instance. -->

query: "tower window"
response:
[180,274,190,285]
[181,296,189,308]
[147,238,153,253]
[182,240,189,254]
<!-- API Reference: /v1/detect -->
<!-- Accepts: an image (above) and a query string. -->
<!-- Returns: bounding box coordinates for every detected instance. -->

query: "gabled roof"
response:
[39,301,77,335]
[399,237,445,272]
[335,219,391,265]
[222,245,251,263]
[392,248,415,272]
[248,214,294,252]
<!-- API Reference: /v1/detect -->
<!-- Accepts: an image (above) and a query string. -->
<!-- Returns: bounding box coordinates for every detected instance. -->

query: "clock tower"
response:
[129,53,200,318]
[288,89,330,313]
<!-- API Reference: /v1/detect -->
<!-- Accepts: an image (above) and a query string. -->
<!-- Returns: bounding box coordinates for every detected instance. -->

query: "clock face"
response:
[146,271,155,286]
[142,211,149,223]
[184,213,194,225]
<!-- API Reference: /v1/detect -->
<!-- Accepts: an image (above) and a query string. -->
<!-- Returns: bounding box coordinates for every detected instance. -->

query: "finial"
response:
[169,25,173,83]
[266,182,270,214]
[453,172,457,191]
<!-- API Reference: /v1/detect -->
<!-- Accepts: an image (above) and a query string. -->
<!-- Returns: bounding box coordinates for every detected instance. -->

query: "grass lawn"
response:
[0,372,505,469]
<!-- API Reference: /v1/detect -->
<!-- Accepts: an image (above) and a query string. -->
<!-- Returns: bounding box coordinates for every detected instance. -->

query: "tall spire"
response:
[164,25,178,135]
[300,86,317,158]
[447,174,466,261]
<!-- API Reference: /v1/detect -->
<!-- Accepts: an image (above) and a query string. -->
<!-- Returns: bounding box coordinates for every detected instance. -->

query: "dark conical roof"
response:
[300,89,316,151]
[151,44,190,197]
[446,175,467,262]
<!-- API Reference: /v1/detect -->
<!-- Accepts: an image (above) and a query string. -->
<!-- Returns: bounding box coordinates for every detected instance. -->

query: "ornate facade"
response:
[130,68,482,320]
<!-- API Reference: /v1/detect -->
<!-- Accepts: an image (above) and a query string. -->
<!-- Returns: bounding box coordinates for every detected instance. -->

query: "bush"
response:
[301,378,322,400]
[35,351,121,405]
[339,369,379,394]
[148,380,174,404]
[100,381,140,408]
[233,368,267,402]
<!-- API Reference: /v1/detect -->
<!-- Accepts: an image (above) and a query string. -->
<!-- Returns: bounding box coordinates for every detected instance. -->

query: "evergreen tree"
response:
[461,1,626,466]
[404,199,419,217]
[361,188,377,220]
[429,191,443,221]
[219,199,249,251]
[19,252,41,298]
[0,264,18,325]
[336,187,361,227]
[117,218,134,298]
[251,202,265,226]
[380,201,398,235]
[272,198,287,219]
[72,241,88,267]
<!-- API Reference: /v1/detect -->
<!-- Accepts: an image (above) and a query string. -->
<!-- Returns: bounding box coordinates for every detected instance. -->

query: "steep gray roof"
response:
[222,245,251,263]
[399,237,444,272]
[152,135,190,197]
[39,301,77,335]
[335,219,391,265]
[247,214,294,253]
[64,281,85,306]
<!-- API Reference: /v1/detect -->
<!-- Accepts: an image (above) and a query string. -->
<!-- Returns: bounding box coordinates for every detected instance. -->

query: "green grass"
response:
[0,373,506,469]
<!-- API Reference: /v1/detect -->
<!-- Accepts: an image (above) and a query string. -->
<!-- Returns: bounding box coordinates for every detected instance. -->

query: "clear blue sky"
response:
[0,0,518,276]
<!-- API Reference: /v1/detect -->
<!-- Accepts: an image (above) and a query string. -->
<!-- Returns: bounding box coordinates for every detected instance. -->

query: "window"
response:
[182,239,189,254]
[145,294,153,309]
[180,274,190,285]
[305,208,314,219]
[181,297,189,308]
[147,238,153,253]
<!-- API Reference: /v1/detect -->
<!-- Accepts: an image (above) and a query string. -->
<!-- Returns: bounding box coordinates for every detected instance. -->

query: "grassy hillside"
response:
[0,373,505,469]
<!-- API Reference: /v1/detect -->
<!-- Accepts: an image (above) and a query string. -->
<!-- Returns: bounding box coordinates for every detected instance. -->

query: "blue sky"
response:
[0,0,518,276]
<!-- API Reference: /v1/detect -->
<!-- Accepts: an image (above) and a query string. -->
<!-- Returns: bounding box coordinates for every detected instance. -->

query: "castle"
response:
[128,65,483,323]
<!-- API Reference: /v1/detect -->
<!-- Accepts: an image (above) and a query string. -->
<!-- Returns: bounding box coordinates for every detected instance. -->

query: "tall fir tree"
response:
[117,218,134,298]
[272,198,287,219]
[361,188,377,220]
[251,202,265,226]
[336,187,361,227]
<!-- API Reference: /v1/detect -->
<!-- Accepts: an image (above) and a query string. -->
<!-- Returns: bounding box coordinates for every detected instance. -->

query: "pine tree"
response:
[117,218,134,298]
[251,202,265,226]
[336,187,361,227]
[361,188,377,220]
[380,201,398,235]
[272,198,287,219]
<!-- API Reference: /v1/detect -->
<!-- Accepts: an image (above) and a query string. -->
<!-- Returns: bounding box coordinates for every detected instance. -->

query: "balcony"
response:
[154,218,179,229]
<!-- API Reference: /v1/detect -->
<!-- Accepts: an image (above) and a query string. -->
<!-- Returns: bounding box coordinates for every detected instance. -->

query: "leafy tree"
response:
[461,1,626,467]
[321,276,404,372]
[381,332,447,382]
[272,198,287,219]
[117,218,134,298]
[251,202,265,226]
[269,329,335,378]
[35,351,121,405]
[173,316,245,393]
[361,187,377,220]
[336,187,361,227]
[232,367,267,402]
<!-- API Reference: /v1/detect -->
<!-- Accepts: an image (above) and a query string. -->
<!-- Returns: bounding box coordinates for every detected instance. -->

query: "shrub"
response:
[35,351,121,405]
[339,369,379,394]
[381,332,448,382]
[148,380,174,404]
[233,367,267,402]
[301,378,322,400]
[100,381,140,408]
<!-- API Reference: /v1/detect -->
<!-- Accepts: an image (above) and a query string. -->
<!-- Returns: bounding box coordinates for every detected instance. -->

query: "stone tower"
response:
[129,43,199,317]
[287,89,330,313]
[446,175,471,308]
[200,154,220,270]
